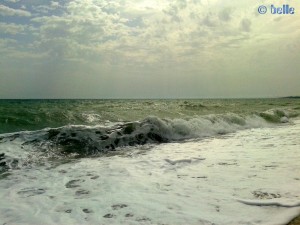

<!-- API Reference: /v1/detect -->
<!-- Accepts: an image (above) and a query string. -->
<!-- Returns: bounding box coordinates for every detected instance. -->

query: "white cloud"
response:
[51,1,60,8]
[4,0,20,3]
[26,0,299,70]
[32,1,62,14]
[0,22,26,35]
[0,4,31,17]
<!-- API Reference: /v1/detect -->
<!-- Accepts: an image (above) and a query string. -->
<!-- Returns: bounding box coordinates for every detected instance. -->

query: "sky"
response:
[0,0,299,99]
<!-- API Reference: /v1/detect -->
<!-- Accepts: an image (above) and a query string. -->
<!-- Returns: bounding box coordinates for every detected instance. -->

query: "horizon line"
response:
[0,96,299,100]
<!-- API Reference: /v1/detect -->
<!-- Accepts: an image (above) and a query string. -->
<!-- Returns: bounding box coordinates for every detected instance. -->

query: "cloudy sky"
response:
[0,0,299,98]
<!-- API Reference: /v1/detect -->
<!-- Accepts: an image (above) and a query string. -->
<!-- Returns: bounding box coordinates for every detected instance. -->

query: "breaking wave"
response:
[0,108,298,173]
[1,109,296,155]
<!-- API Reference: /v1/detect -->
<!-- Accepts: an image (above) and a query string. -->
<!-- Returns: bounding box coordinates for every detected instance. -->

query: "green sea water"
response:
[0,98,299,134]
[1,99,300,225]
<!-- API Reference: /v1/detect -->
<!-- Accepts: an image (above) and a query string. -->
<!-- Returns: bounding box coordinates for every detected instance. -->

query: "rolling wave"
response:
[0,108,298,174]
[0,109,295,159]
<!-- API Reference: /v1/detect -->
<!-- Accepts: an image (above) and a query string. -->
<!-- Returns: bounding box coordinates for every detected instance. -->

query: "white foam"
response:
[81,113,102,123]
[237,198,300,207]
[0,120,300,224]
[164,158,192,165]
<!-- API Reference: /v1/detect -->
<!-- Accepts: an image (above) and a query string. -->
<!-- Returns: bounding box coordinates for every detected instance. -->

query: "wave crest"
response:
[0,108,296,160]
[0,109,296,172]
[12,113,270,156]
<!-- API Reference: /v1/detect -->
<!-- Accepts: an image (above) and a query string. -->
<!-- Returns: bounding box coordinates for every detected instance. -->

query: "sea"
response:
[0,99,299,225]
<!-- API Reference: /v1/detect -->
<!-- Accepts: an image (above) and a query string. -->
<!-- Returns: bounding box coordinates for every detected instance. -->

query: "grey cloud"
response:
[240,18,251,32]
[29,1,130,63]
[218,8,232,22]
[215,36,250,49]
[189,12,199,20]
[202,14,218,27]
[176,0,187,9]
[163,5,181,22]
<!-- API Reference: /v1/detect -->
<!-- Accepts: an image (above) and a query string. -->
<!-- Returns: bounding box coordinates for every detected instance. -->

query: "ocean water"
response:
[0,99,300,225]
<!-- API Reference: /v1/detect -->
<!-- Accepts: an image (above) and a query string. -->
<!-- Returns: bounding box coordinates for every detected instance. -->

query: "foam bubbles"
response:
[0,120,300,225]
